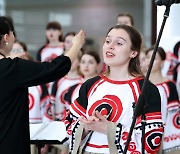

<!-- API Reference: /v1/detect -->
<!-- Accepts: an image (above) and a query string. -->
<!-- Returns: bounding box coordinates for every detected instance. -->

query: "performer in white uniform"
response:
[29,84,51,123]
[65,25,163,154]
[37,21,64,94]
[145,46,180,153]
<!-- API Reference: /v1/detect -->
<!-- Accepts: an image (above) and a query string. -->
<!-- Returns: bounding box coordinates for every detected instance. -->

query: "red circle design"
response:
[88,95,123,122]
[173,113,180,129]
[28,93,34,110]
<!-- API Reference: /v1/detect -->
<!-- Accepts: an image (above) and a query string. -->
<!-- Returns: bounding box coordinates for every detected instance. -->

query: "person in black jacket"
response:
[0,16,85,154]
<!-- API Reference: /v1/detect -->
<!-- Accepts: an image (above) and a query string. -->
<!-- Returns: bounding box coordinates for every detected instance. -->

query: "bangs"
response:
[46,22,61,30]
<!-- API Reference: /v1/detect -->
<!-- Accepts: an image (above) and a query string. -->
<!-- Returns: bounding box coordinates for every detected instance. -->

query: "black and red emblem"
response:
[88,95,123,122]
[173,113,180,129]
[145,128,163,153]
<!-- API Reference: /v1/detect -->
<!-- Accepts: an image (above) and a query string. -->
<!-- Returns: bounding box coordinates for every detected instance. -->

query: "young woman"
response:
[37,21,64,62]
[139,50,147,75]
[0,16,85,154]
[145,46,180,153]
[65,25,163,154]
[36,21,65,94]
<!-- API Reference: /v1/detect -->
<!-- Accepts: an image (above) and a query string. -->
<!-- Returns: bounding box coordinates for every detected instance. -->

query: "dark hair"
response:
[173,41,180,58]
[46,21,63,42]
[14,40,27,51]
[5,16,16,37]
[106,25,143,77]
[145,46,166,61]
[63,32,76,41]
[0,16,15,41]
[81,51,100,64]
[117,13,134,26]
[46,21,62,30]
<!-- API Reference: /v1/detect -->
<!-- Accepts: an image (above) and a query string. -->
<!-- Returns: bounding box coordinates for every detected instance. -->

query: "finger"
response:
[79,116,87,122]
[94,111,106,121]
[76,29,84,37]
[79,117,93,125]
[88,116,99,122]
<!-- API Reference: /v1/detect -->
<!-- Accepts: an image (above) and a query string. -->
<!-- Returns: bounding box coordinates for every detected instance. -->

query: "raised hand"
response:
[65,30,85,62]
[72,30,85,50]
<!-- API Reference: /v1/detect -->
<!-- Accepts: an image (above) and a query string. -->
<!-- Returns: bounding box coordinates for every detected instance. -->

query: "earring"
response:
[5,42,8,45]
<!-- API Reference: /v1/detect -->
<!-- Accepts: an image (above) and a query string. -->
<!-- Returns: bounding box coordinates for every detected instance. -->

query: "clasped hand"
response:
[79,111,108,135]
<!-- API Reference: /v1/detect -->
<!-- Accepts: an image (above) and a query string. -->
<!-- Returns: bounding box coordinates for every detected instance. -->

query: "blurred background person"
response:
[145,46,180,154]
[139,50,147,75]
[116,12,134,26]
[66,50,101,105]
[36,21,64,96]
[64,32,76,53]
[37,21,64,62]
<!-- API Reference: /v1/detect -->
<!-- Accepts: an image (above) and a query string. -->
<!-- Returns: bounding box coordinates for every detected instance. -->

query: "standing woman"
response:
[65,25,163,154]
[145,46,180,154]
[37,21,64,62]
[37,21,65,94]
[0,17,85,154]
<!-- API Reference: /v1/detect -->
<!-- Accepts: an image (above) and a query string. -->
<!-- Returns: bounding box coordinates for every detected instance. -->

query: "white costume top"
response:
[29,85,51,123]
[51,76,83,120]
[156,81,180,152]
[65,75,164,153]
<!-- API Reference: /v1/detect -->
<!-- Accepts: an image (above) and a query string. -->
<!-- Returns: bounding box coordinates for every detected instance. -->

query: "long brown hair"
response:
[106,25,143,77]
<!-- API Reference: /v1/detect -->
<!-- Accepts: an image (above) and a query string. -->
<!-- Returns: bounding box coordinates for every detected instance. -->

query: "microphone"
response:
[155,0,180,6]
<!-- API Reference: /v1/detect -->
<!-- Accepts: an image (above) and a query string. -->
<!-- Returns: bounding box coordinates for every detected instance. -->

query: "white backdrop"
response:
[157,4,180,52]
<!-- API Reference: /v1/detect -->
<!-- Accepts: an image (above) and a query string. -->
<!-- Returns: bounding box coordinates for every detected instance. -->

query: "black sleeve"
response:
[64,83,79,105]
[173,63,180,82]
[76,76,101,110]
[167,81,179,102]
[13,55,71,88]
[138,80,161,114]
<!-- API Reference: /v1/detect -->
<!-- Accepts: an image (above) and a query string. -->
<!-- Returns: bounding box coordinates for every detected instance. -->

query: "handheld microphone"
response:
[155,0,180,6]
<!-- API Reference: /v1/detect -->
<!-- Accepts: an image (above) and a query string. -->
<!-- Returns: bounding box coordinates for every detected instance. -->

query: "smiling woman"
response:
[65,25,164,154]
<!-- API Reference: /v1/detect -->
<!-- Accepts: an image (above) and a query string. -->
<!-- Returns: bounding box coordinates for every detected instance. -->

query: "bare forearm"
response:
[65,45,81,63]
